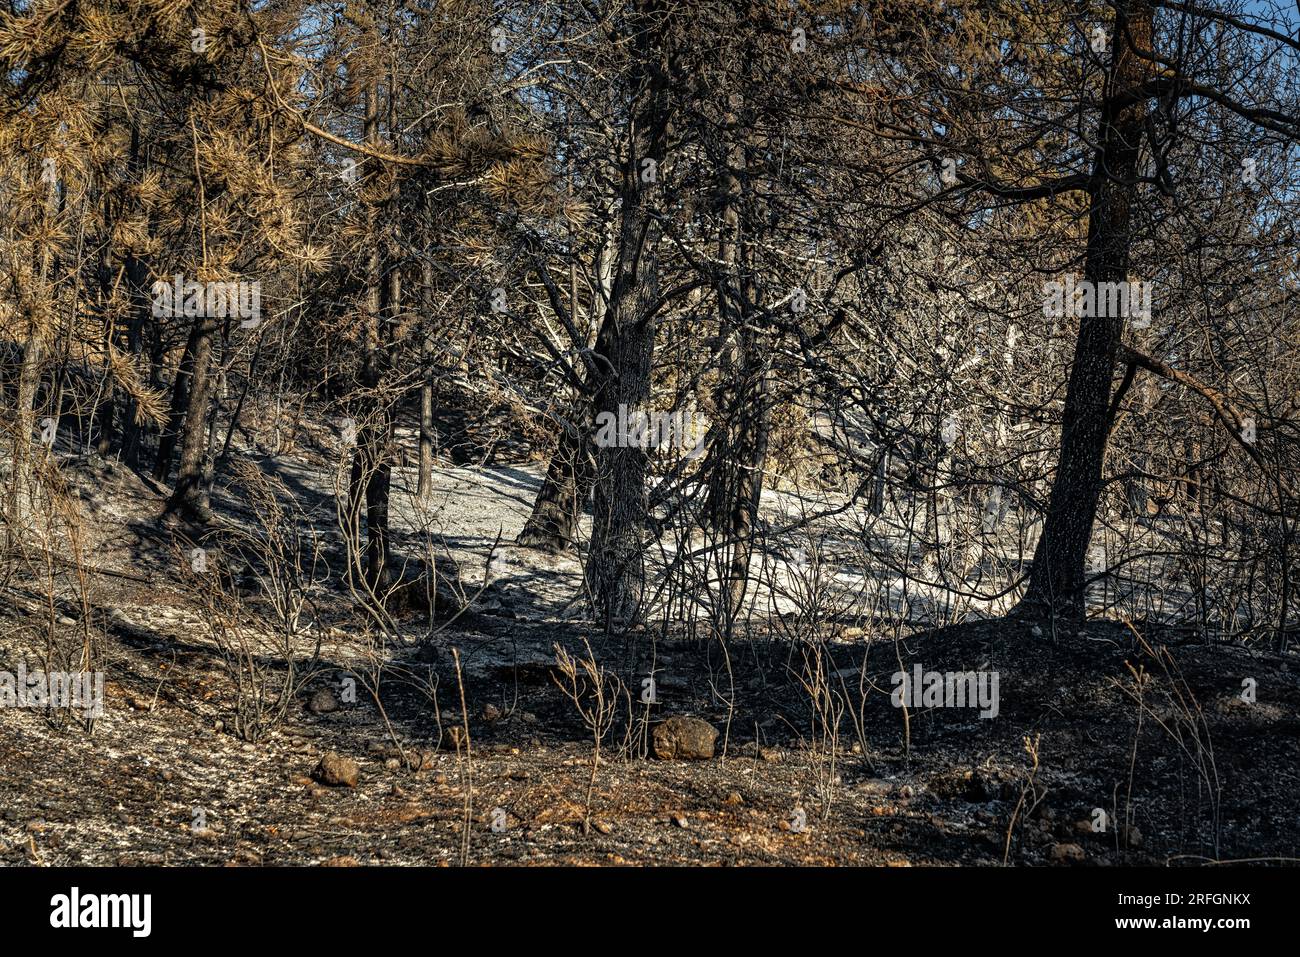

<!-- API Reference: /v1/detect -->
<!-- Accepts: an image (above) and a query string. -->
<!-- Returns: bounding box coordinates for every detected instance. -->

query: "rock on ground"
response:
[653,716,718,761]
[313,752,359,788]
[308,688,340,714]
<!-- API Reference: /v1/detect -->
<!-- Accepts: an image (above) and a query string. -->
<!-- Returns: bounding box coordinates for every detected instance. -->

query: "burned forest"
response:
[1,0,1299,923]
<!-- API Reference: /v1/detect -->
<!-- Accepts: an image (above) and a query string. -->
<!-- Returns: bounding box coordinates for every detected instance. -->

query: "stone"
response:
[313,752,359,788]
[409,750,437,771]
[308,688,340,714]
[1050,842,1086,863]
[653,716,718,760]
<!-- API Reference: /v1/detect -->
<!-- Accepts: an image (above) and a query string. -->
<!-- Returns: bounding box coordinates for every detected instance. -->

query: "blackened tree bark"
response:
[7,156,59,531]
[516,412,595,552]
[9,287,45,530]
[705,328,772,629]
[164,105,221,525]
[702,88,772,630]
[347,83,397,593]
[118,251,152,469]
[362,261,399,590]
[153,298,197,482]
[589,299,657,626]
[1018,0,1154,616]
[417,245,436,501]
[118,122,153,469]
[517,219,615,553]
[586,0,673,626]
[163,311,218,523]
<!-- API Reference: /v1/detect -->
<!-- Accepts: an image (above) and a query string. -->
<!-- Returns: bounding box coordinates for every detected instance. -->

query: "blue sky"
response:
[1240,0,1299,30]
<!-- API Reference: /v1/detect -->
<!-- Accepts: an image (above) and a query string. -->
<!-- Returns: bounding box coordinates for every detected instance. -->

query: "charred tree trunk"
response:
[163,312,218,523]
[154,325,197,482]
[8,303,45,531]
[589,311,655,626]
[1018,0,1153,616]
[94,389,115,458]
[119,124,153,468]
[586,3,672,626]
[517,412,595,552]
[418,249,436,501]
[119,253,152,469]
[702,87,772,630]
[6,160,58,530]
[363,263,398,591]
[348,84,396,594]
[705,333,772,629]
[163,103,221,525]
[517,182,615,553]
